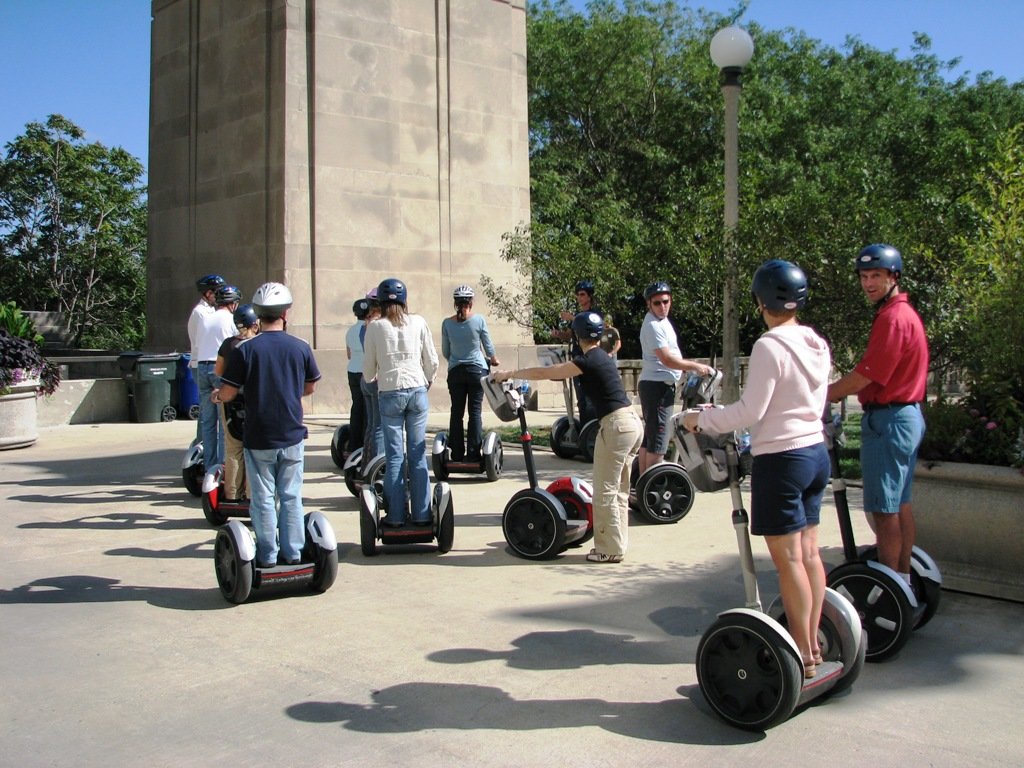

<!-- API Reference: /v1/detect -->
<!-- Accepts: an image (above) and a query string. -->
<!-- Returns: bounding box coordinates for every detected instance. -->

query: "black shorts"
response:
[638,379,676,455]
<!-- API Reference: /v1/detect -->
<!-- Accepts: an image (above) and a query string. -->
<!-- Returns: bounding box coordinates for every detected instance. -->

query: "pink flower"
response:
[986,421,998,430]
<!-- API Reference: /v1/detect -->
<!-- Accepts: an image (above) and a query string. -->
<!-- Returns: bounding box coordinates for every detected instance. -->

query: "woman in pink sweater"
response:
[683,259,831,678]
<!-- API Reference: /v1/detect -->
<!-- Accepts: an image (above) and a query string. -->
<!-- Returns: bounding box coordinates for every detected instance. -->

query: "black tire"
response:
[437,496,455,554]
[344,465,360,497]
[502,490,566,560]
[366,457,387,508]
[359,505,377,557]
[202,485,230,527]
[635,463,696,524]
[309,545,338,593]
[160,404,178,422]
[183,464,204,498]
[861,545,942,630]
[579,420,599,463]
[432,432,450,481]
[550,417,578,459]
[214,527,253,604]
[549,487,594,547]
[696,612,802,731]
[330,425,350,469]
[828,562,914,662]
[188,404,201,420]
[484,439,503,482]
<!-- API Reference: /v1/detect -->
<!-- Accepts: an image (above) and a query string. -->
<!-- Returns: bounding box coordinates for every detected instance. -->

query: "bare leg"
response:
[872,512,902,573]
[639,449,664,474]
[800,524,826,660]
[897,502,915,574]
[766,531,815,667]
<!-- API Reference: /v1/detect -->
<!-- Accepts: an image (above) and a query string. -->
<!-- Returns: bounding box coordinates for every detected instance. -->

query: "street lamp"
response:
[710,25,753,404]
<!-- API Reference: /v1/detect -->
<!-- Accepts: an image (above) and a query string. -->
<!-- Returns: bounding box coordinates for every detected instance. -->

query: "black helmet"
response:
[377,278,407,306]
[571,311,605,340]
[196,274,225,292]
[644,281,671,301]
[215,285,242,306]
[751,259,808,311]
[574,279,595,296]
[352,298,371,320]
[233,303,259,329]
[856,244,902,276]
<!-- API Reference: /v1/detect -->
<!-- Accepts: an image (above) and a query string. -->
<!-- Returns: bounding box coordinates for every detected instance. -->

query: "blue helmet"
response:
[574,279,595,297]
[196,274,225,292]
[233,303,259,329]
[571,311,605,341]
[377,278,407,306]
[644,281,671,301]
[751,259,808,311]
[352,298,371,320]
[856,244,902,276]
[214,285,242,306]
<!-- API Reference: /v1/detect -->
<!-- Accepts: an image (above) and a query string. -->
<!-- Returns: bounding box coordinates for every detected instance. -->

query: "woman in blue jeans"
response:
[441,284,499,461]
[363,278,439,526]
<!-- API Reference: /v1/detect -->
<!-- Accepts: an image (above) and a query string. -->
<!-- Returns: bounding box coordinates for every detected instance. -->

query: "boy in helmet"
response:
[196,284,242,471]
[345,297,371,457]
[218,282,321,567]
[684,260,832,677]
[213,304,259,502]
[638,281,715,473]
[827,244,929,587]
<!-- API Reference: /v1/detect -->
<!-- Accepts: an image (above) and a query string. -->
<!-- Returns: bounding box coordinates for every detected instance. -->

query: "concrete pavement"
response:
[1,415,1022,767]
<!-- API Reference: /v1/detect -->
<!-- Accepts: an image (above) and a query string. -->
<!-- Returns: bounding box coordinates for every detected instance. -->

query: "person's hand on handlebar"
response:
[682,410,702,433]
[492,370,514,383]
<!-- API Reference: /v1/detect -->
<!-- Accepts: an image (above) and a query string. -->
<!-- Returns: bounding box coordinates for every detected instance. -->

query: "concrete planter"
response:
[0,377,41,450]
[913,460,1024,602]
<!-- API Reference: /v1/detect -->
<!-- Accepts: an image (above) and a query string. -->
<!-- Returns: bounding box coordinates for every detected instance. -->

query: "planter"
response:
[913,460,1024,602]
[0,377,41,450]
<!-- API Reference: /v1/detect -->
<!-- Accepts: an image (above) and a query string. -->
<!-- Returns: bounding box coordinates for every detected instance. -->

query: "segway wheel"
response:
[330,424,350,469]
[436,490,455,554]
[550,417,578,460]
[202,484,230,527]
[359,503,378,557]
[860,545,942,630]
[188,404,201,420]
[309,544,338,593]
[579,420,599,463]
[344,465,361,497]
[696,612,802,731]
[548,486,594,546]
[160,404,178,422]
[828,562,913,662]
[635,463,696,524]
[214,527,253,604]
[432,432,450,481]
[366,457,387,508]
[484,440,503,482]
[182,464,204,498]
[502,491,566,560]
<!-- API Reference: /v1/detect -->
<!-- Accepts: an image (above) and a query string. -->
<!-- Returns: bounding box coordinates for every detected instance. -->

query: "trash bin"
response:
[174,354,201,420]
[118,352,178,423]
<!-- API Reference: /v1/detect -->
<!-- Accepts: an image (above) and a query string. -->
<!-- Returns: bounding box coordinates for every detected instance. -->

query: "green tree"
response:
[0,114,147,348]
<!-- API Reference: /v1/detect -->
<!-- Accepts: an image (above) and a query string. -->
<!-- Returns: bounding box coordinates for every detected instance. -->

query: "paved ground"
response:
[1,413,1022,767]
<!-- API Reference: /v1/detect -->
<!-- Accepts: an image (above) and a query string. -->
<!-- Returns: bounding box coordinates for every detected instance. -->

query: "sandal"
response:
[803,657,818,679]
[586,549,623,563]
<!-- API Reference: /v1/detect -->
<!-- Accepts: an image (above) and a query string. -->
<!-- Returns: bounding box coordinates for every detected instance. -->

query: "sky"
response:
[1,0,1022,171]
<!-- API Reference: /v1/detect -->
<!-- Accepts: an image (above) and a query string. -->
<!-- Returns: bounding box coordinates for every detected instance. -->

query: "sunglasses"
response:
[651,298,671,306]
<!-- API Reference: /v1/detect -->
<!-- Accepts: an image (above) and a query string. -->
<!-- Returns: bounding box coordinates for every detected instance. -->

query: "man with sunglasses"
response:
[638,281,715,473]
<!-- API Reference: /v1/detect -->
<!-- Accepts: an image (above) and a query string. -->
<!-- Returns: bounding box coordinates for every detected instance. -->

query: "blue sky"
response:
[1,0,1022,170]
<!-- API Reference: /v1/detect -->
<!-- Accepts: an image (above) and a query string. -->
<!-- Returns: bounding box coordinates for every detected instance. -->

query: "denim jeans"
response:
[347,371,366,453]
[379,386,430,524]
[447,363,487,460]
[196,361,224,468]
[360,377,383,471]
[244,442,306,566]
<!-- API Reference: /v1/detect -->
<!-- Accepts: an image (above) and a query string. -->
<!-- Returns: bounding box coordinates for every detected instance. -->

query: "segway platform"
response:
[359,482,455,556]
[200,464,251,526]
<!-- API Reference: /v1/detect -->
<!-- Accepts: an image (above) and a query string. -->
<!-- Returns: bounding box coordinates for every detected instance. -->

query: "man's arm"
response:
[827,370,872,402]
[655,347,713,375]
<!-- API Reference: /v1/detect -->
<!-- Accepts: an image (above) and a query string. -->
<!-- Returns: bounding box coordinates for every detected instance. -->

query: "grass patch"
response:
[497,424,551,447]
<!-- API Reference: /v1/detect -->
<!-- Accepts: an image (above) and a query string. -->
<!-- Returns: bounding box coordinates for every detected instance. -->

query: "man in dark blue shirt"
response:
[219,282,321,568]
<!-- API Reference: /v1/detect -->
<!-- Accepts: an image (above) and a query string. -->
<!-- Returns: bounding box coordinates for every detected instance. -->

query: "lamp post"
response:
[710,25,753,404]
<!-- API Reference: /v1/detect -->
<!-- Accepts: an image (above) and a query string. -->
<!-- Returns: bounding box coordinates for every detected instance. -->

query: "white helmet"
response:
[252,282,293,318]
[453,284,474,301]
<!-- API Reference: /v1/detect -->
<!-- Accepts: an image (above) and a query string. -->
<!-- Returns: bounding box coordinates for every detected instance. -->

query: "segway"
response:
[342,448,387,498]
[539,346,600,462]
[358,474,454,556]
[200,464,250,526]
[631,370,722,524]
[182,439,204,497]
[330,424,351,469]
[822,404,942,661]
[432,429,503,482]
[485,376,592,560]
[213,511,339,604]
[693,416,865,730]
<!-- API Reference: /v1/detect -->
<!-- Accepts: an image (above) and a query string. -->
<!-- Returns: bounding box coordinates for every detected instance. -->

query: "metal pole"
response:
[720,67,743,404]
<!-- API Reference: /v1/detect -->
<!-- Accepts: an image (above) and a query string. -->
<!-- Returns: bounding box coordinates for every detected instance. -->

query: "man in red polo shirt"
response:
[827,244,929,587]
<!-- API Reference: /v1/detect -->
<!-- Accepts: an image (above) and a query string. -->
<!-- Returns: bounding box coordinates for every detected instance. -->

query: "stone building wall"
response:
[147,0,531,413]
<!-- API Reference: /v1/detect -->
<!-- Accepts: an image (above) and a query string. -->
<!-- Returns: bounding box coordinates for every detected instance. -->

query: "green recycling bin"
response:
[118,352,179,423]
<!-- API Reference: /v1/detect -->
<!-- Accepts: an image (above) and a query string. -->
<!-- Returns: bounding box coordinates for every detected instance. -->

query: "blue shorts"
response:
[749,444,830,536]
[860,404,925,514]
[638,380,676,455]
